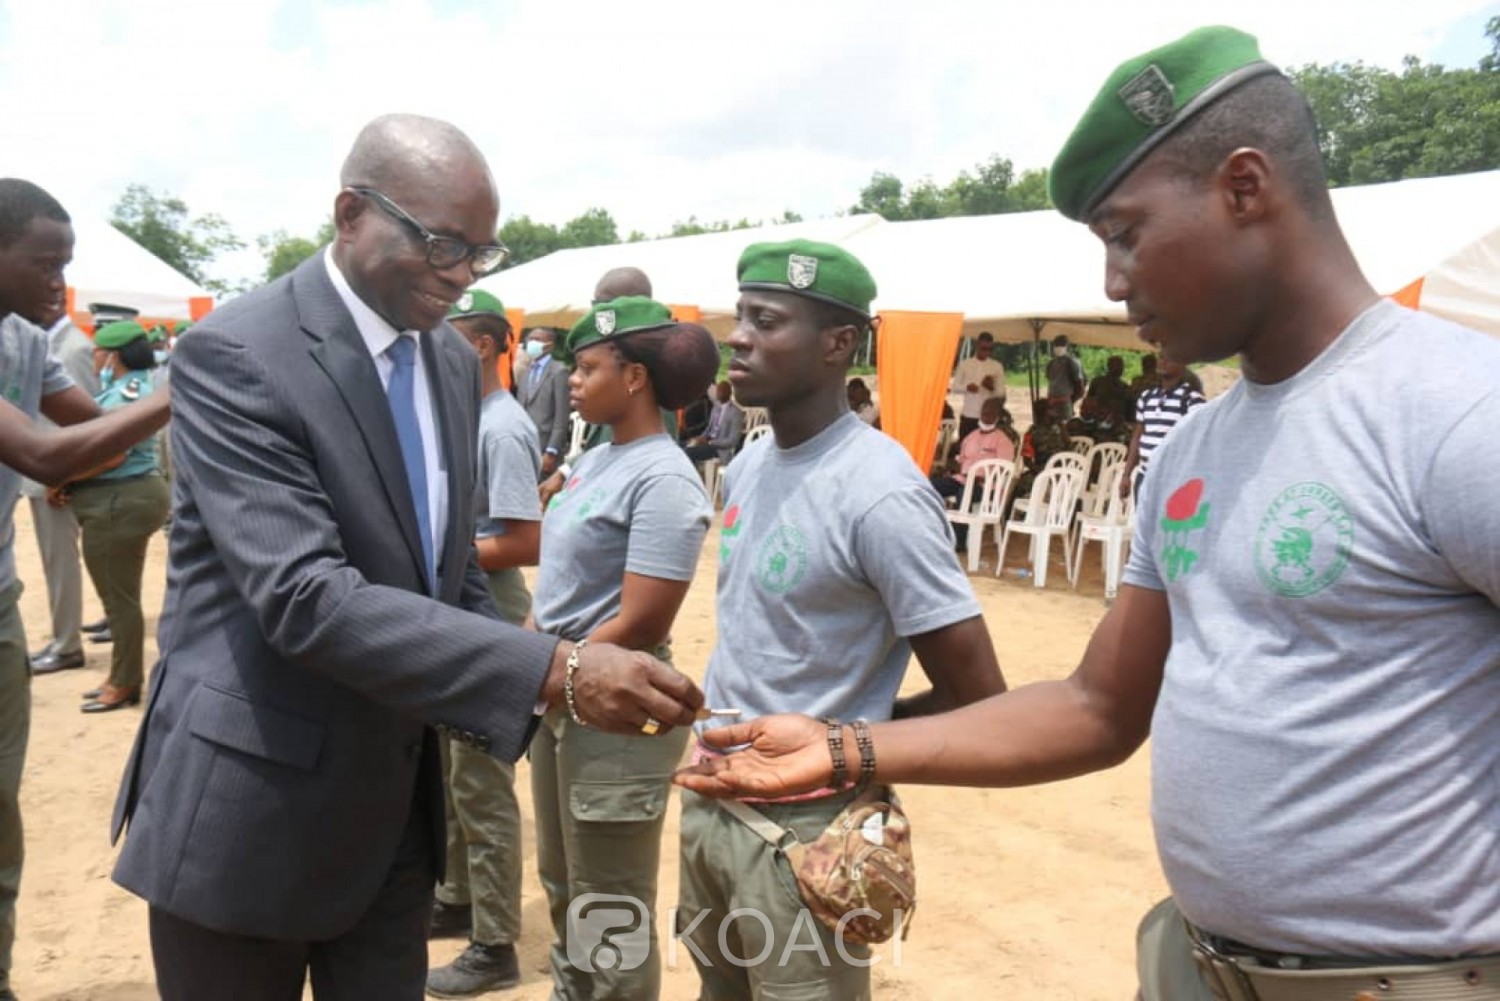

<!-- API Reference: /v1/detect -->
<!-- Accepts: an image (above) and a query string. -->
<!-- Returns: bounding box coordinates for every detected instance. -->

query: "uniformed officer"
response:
[66,321,170,714]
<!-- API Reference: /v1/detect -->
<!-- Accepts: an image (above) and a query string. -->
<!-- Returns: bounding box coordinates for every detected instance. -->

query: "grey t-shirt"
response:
[532,433,710,642]
[22,319,98,498]
[474,388,542,624]
[1124,301,1500,957]
[702,413,982,728]
[0,313,74,590]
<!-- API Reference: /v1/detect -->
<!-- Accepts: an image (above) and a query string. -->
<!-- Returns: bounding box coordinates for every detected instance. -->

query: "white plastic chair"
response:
[742,407,770,432]
[568,412,588,458]
[1069,435,1094,455]
[934,419,959,469]
[1012,451,1088,518]
[944,459,1016,573]
[1071,463,1135,602]
[711,425,773,506]
[997,466,1085,587]
[1080,441,1128,513]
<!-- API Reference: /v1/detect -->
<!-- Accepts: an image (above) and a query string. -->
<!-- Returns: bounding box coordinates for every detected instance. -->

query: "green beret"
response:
[145,324,169,344]
[557,296,677,365]
[1049,26,1281,221]
[737,239,877,317]
[448,288,508,322]
[94,320,149,350]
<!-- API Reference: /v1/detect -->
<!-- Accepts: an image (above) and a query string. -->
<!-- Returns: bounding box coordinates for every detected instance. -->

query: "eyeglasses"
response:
[349,187,509,276]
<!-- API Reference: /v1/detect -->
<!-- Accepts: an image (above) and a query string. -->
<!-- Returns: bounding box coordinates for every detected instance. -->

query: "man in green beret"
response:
[677,26,1500,1001]
[425,289,539,996]
[676,239,1005,999]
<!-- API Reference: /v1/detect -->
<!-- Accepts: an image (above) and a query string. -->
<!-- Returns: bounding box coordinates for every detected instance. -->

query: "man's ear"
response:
[823,322,859,368]
[1219,147,1272,223]
[332,189,366,241]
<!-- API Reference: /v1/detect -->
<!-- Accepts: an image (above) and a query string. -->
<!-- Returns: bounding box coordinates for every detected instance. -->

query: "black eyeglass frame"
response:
[348,187,509,275]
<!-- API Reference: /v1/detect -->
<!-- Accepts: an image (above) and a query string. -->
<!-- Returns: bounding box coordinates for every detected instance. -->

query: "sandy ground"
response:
[9,499,1165,1000]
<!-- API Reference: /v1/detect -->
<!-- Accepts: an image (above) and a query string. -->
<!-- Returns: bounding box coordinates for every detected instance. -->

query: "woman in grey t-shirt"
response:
[529,297,718,1000]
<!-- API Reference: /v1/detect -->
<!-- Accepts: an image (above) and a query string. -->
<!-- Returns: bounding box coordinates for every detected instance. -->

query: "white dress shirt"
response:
[324,249,449,580]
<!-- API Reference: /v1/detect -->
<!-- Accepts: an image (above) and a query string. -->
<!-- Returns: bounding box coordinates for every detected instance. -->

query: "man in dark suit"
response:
[516,327,572,478]
[109,114,702,1000]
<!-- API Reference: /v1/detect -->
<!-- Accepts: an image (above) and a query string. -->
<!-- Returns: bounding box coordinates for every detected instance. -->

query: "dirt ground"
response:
[8,499,1165,1000]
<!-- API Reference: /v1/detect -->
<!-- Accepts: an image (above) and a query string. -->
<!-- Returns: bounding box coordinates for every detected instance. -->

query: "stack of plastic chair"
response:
[1070,463,1135,602]
[944,458,1016,573]
[997,465,1086,587]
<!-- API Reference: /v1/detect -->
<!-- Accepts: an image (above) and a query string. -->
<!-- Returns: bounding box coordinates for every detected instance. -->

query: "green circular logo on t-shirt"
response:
[755,523,809,594]
[1254,481,1355,597]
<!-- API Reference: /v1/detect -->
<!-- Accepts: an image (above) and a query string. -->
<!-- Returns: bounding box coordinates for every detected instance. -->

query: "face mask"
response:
[1052,346,1067,357]
[98,366,116,390]
[978,420,998,432]
[524,340,546,359]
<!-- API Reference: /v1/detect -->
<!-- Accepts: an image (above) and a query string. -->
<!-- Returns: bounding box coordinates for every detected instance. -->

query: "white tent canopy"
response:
[477,215,885,335]
[478,170,1500,347]
[66,214,212,321]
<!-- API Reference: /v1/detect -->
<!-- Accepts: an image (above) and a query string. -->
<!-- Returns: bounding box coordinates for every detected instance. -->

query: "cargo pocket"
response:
[569,779,670,825]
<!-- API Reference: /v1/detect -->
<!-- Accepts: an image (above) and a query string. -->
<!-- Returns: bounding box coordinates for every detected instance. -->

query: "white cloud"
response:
[2,0,1494,286]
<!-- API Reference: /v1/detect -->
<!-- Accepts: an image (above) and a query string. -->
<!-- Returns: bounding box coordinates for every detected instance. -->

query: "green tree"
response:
[848,155,1049,220]
[110,184,245,295]
[1291,31,1500,187]
[558,207,619,249]
[498,215,562,267]
[1010,168,1052,211]
[850,172,908,219]
[258,220,335,282]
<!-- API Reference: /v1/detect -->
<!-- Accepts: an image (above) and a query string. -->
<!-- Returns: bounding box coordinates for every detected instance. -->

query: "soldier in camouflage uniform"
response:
[1016,399,1070,497]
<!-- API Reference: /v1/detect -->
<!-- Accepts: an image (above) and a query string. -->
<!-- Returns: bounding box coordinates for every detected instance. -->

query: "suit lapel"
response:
[295,258,430,589]
[423,329,470,599]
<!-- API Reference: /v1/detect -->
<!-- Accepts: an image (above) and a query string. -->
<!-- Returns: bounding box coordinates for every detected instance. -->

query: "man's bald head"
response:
[340,113,496,206]
[594,267,653,303]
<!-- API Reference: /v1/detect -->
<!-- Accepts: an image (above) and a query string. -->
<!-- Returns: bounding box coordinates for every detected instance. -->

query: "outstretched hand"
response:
[673,714,833,799]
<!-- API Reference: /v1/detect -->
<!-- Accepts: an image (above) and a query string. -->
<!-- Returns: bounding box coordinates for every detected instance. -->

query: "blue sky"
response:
[2,0,1496,288]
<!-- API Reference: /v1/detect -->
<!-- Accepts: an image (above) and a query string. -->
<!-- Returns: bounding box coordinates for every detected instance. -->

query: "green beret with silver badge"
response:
[1049,26,1281,222]
[448,288,508,322]
[737,239,877,318]
[94,320,149,349]
[556,296,677,365]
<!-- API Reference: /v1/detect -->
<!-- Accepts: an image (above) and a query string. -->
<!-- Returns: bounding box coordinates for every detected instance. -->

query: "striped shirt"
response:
[1135,380,1206,478]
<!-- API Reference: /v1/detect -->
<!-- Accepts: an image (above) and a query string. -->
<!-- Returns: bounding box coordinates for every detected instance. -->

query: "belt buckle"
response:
[1186,925,1261,1001]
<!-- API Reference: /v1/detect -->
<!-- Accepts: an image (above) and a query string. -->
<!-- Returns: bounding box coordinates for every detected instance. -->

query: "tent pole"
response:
[1028,319,1046,407]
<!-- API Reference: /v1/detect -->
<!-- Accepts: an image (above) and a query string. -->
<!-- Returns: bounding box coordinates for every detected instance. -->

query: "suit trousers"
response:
[530,703,688,1001]
[149,779,436,1000]
[71,473,170,691]
[26,496,84,656]
[0,583,29,994]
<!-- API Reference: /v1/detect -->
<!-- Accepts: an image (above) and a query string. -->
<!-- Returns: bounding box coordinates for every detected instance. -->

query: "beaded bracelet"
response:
[565,640,589,726]
[822,717,848,790]
[850,719,876,793]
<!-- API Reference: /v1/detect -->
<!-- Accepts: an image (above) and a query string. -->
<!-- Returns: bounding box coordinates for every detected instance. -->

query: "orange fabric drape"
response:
[1391,277,1424,309]
[189,296,214,320]
[669,304,702,323]
[875,310,965,471]
[496,307,526,391]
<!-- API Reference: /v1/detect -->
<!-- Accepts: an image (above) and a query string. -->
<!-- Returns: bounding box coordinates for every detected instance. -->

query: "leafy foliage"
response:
[258,221,335,282]
[110,184,245,295]
[849,157,1052,219]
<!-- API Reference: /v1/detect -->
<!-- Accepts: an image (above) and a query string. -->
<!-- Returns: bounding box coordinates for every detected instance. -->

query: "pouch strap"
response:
[717,797,802,854]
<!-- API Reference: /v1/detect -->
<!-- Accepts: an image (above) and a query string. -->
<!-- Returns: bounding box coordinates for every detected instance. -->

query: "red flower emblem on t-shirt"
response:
[1165,479,1204,522]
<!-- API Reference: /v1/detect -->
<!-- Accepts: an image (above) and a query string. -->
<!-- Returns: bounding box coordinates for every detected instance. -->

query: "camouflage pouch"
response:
[719,788,917,946]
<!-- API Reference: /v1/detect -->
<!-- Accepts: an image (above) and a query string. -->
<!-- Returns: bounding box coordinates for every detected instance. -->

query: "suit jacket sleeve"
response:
[170,327,558,761]
[543,365,572,456]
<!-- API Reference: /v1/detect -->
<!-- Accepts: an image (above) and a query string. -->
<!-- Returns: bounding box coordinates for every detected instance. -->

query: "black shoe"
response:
[88,627,113,645]
[425,942,519,998]
[81,618,109,634]
[30,649,85,674]
[81,686,141,713]
[428,900,473,940]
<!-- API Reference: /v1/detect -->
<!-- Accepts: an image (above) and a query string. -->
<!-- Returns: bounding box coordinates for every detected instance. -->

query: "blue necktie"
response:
[384,336,434,590]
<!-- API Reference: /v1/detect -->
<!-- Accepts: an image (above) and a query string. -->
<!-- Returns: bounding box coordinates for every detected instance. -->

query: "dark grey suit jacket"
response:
[111,255,560,941]
[518,356,572,457]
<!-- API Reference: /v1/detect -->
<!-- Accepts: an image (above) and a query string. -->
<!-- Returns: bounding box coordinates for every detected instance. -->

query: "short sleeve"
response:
[40,351,73,397]
[1424,393,1500,605]
[853,482,983,637]
[1123,464,1166,592]
[625,473,711,581]
[483,427,542,525]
